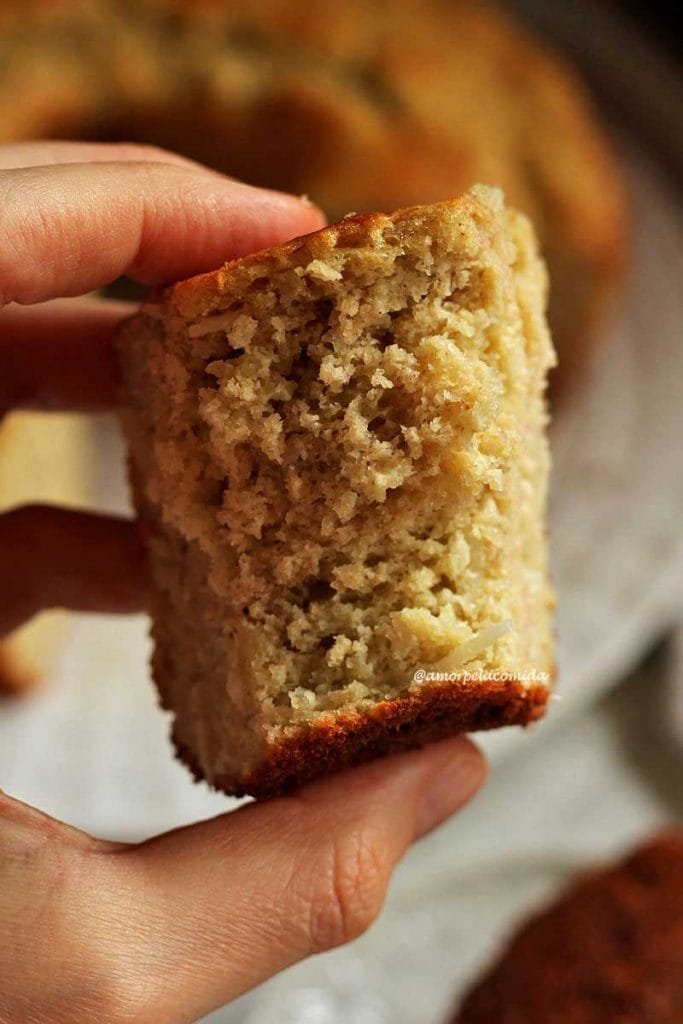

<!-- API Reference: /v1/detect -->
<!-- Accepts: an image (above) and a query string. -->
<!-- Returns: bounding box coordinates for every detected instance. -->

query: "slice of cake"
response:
[454,830,683,1023]
[118,185,555,797]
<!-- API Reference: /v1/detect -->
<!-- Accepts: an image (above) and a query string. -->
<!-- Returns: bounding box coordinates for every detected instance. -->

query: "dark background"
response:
[617,0,682,60]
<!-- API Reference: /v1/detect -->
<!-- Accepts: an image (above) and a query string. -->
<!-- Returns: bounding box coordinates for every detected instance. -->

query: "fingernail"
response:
[413,738,486,839]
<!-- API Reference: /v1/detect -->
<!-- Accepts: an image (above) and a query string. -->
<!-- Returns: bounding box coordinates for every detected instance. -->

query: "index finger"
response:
[0,157,325,307]
[0,140,204,171]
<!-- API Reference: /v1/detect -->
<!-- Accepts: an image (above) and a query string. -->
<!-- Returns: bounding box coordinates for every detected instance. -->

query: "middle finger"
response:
[0,298,133,417]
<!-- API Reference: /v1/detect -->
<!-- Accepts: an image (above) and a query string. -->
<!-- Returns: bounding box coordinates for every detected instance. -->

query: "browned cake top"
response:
[456,831,683,1023]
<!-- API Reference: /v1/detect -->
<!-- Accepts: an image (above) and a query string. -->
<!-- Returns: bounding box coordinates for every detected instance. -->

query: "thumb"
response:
[0,738,484,1023]
[102,737,485,1022]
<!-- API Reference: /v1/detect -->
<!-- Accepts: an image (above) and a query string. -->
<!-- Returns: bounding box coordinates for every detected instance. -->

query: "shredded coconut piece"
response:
[431,620,513,672]
[188,312,238,337]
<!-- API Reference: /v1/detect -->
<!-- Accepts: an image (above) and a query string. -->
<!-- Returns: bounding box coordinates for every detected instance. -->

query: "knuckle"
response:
[306,828,388,952]
[0,176,58,306]
[0,811,140,1024]
[1,836,87,1018]
[53,855,145,1024]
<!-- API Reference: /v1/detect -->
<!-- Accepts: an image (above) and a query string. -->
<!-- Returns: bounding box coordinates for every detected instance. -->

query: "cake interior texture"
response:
[119,186,555,795]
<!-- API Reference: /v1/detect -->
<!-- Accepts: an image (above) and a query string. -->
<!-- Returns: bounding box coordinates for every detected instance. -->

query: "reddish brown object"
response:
[174,679,549,799]
[454,831,683,1023]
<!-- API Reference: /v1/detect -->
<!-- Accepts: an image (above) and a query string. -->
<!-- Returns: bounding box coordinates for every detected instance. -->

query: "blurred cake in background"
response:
[0,0,628,689]
[0,413,90,693]
[453,830,683,1022]
[0,0,628,396]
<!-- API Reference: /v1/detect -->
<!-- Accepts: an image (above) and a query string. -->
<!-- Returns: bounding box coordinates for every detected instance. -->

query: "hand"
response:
[0,142,486,1024]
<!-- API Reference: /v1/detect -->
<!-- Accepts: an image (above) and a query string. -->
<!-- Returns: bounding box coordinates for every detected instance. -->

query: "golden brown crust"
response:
[168,189,504,317]
[172,677,550,798]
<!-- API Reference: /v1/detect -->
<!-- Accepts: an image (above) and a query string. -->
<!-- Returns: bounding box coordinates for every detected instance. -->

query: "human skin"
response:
[0,142,486,1024]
